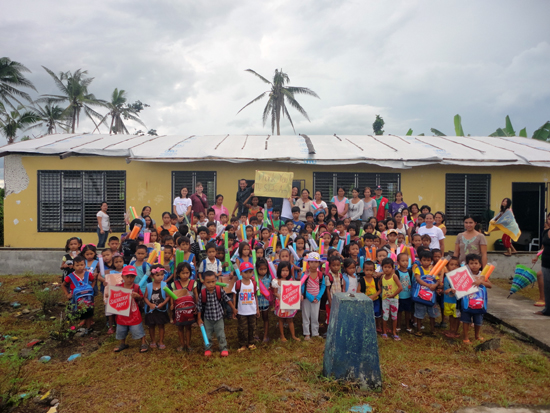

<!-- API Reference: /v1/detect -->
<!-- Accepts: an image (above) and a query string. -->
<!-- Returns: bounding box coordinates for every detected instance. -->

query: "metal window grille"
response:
[172,171,217,206]
[445,174,491,235]
[37,170,126,232]
[314,172,401,201]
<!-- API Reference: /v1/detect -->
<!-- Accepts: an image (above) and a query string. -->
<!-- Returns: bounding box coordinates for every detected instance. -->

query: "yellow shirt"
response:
[364,277,377,297]
[382,274,399,300]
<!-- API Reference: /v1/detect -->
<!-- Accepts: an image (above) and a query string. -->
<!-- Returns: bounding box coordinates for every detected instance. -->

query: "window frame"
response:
[37,170,126,232]
[171,171,217,208]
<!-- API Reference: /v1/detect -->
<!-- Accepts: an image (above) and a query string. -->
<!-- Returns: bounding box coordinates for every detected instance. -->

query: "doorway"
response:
[512,182,547,251]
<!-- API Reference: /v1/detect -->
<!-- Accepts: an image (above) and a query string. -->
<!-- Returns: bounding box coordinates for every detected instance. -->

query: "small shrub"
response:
[49,303,87,342]
[32,284,63,313]
[0,352,36,411]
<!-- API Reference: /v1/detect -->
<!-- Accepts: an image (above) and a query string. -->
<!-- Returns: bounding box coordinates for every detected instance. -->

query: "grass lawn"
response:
[1,274,550,413]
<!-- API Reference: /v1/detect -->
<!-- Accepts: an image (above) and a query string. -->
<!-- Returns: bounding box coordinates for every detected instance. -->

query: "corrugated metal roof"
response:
[1,133,550,169]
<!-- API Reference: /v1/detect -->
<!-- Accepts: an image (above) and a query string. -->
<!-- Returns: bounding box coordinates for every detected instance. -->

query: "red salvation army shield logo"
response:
[282,283,299,307]
[109,288,131,312]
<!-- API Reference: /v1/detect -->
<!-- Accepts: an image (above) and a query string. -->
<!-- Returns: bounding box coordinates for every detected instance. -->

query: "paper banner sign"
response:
[106,286,133,316]
[280,280,301,310]
[446,266,479,300]
[254,170,295,198]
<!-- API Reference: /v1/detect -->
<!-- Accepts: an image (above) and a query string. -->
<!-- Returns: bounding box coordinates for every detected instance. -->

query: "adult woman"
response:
[417,213,445,251]
[454,215,487,267]
[435,211,447,236]
[409,203,420,223]
[389,191,407,217]
[295,189,313,222]
[157,211,178,236]
[348,188,364,221]
[312,190,328,215]
[173,187,192,224]
[331,187,349,219]
[282,186,299,221]
[533,213,550,314]
[143,216,156,231]
[212,194,229,221]
[489,198,519,257]
[141,206,156,228]
[361,187,377,221]
[96,202,110,248]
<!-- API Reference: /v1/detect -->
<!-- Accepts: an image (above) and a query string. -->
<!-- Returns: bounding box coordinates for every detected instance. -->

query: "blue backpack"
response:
[67,271,94,309]
[412,267,436,307]
[462,286,487,314]
[145,281,168,313]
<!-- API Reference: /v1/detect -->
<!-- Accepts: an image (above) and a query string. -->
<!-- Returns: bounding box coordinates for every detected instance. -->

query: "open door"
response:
[512,182,546,251]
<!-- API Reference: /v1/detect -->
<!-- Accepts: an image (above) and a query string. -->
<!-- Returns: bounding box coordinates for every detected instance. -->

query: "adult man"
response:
[417,213,445,251]
[374,186,389,221]
[190,182,209,215]
[232,179,254,218]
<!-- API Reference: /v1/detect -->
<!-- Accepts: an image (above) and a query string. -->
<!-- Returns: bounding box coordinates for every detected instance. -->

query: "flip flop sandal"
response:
[463,340,472,345]
[381,334,388,339]
[248,344,257,350]
[534,301,546,307]
[149,342,157,349]
[158,344,166,350]
[476,337,485,342]
[414,332,423,337]
[393,335,401,341]
[176,346,185,352]
[140,344,148,353]
[114,344,129,353]
[237,347,247,353]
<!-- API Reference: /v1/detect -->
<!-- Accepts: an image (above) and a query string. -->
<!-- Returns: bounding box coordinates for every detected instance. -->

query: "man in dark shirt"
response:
[190,182,209,215]
[231,179,254,218]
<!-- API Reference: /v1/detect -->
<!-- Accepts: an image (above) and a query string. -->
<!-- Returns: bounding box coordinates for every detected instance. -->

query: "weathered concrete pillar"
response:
[322,292,382,390]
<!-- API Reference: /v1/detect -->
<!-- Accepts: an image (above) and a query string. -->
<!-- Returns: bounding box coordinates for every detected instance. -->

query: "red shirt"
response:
[115,283,143,326]
[376,197,389,221]
[64,271,95,291]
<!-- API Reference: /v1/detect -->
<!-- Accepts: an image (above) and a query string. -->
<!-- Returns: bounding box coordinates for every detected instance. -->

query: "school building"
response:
[1,133,549,250]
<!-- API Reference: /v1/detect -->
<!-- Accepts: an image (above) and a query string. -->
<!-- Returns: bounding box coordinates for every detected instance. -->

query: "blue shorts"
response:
[398,297,412,313]
[460,311,484,326]
[414,303,436,320]
[373,299,381,318]
[116,323,146,340]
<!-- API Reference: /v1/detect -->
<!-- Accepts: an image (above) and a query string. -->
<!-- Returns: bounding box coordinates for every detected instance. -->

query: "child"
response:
[197,271,237,357]
[271,261,300,341]
[131,245,150,293]
[341,258,360,293]
[325,256,342,325]
[396,253,413,333]
[443,257,461,338]
[162,245,175,283]
[171,262,198,352]
[348,242,361,275]
[61,237,82,281]
[385,229,398,251]
[294,236,307,259]
[198,242,223,284]
[111,266,148,353]
[380,257,403,340]
[61,255,96,334]
[235,241,253,269]
[232,262,260,352]
[108,236,120,255]
[413,251,438,336]
[191,226,210,263]
[291,207,305,233]
[256,258,272,342]
[81,244,99,276]
[301,252,326,340]
[359,260,381,332]
[461,254,492,344]
[271,208,283,233]
[375,249,388,274]
[247,196,263,220]
[421,234,431,249]
[178,236,196,268]
[144,265,171,349]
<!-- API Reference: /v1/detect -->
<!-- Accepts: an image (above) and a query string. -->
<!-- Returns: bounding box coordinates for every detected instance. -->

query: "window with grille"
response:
[38,171,126,232]
[172,171,217,206]
[313,172,401,201]
[445,174,491,235]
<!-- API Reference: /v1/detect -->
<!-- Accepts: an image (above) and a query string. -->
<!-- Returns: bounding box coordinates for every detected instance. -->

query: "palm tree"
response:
[0,106,40,144]
[26,101,69,135]
[237,69,319,135]
[0,57,37,109]
[39,67,106,133]
[95,88,146,134]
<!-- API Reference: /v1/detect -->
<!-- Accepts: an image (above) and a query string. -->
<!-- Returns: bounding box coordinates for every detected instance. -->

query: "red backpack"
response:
[173,280,196,324]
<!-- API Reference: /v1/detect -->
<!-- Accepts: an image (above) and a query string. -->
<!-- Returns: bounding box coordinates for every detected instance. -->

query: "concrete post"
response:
[322,292,382,390]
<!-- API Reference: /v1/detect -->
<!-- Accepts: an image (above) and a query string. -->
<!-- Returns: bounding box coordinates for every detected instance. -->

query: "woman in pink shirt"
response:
[212,194,229,221]
[331,187,349,219]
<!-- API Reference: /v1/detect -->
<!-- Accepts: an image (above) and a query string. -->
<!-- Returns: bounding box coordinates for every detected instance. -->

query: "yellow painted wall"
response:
[4,155,550,249]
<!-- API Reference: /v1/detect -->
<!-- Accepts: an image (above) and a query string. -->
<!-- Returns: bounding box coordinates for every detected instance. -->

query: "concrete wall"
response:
[0,248,538,277]
[4,154,550,248]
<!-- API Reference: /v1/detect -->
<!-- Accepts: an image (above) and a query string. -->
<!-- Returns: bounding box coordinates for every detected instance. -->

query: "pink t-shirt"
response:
[306,276,320,297]
[331,196,349,218]
[212,205,229,221]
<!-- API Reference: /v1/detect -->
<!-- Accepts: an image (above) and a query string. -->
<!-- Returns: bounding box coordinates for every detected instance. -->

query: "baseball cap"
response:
[305,252,322,262]
[387,229,398,235]
[375,185,382,190]
[121,266,138,277]
[240,262,254,272]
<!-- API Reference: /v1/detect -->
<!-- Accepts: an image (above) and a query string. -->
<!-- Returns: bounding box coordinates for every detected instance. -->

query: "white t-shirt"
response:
[231,280,257,315]
[347,276,358,293]
[361,198,377,221]
[348,200,364,221]
[173,197,192,216]
[96,211,109,231]
[281,198,294,221]
[417,226,445,249]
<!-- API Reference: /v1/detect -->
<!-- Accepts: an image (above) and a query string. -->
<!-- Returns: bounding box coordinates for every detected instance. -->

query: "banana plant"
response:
[430,114,464,136]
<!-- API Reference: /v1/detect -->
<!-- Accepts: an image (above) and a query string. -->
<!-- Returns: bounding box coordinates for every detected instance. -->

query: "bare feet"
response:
[292,336,301,341]
[280,337,288,342]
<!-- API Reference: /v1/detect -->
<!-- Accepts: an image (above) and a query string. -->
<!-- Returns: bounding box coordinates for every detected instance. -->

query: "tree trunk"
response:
[276,102,281,135]
[110,116,115,135]
[71,107,76,133]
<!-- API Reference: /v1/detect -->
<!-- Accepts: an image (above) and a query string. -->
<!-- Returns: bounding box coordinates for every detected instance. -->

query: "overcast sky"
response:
[1,0,550,183]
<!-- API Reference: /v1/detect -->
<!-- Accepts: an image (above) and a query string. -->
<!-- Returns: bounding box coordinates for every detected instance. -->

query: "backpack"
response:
[200,285,223,314]
[121,238,137,264]
[200,258,221,280]
[85,259,99,273]
[145,281,168,313]
[462,285,487,314]
[67,271,94,309]
[302,271,324,298]
[173,280,196,323]
[234,279,257,309]
[412,267,436,307]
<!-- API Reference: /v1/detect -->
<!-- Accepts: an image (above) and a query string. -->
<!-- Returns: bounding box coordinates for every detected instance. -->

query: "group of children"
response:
[60,207,492,356]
